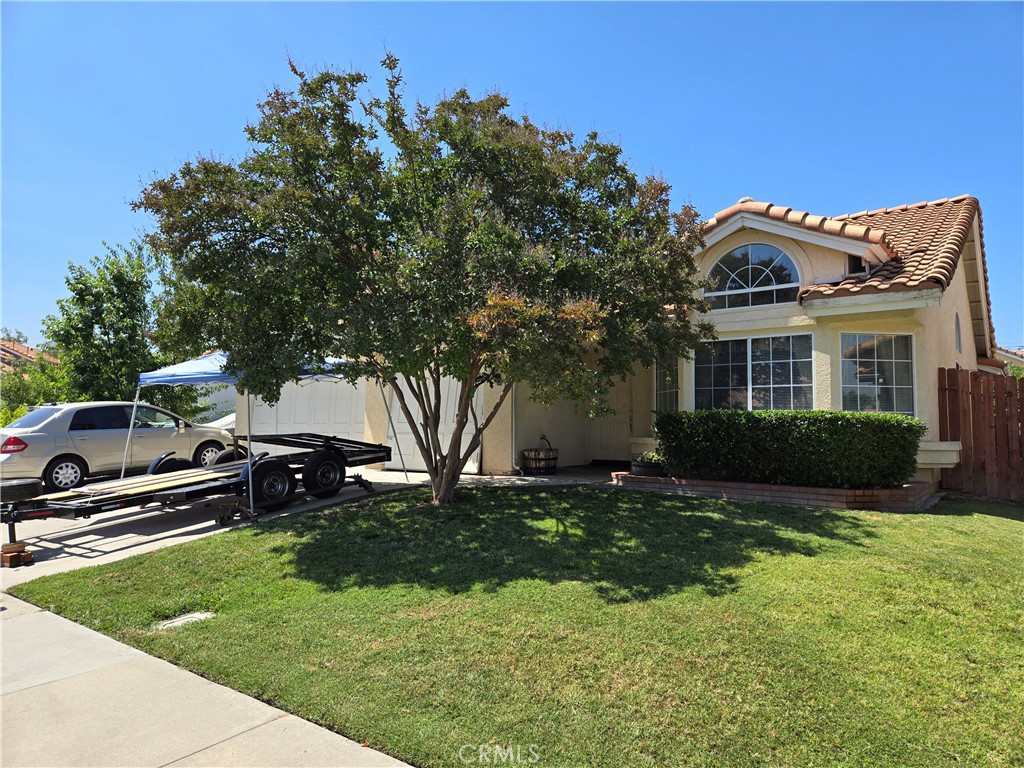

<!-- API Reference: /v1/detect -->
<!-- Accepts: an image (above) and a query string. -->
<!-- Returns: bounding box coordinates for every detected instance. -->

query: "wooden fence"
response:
[938,368,1023,502]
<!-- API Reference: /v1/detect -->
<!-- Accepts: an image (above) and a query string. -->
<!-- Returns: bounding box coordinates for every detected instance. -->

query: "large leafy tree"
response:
[41,242,201,416]
[137,57,713,504]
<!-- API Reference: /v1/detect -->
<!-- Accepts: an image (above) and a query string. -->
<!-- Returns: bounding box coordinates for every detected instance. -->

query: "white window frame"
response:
[838,332,918,416]
[704,243,801,310]
[694,333,814,412]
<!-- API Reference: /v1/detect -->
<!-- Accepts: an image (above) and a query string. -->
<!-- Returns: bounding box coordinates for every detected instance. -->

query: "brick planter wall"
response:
[612,473,941,512]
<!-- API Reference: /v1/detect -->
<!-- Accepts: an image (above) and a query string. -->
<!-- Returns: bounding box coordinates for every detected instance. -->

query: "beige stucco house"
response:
[281,193,1001,482]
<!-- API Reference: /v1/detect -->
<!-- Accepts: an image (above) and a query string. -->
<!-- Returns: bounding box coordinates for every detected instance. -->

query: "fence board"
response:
[938,367,1024,502]
[1011,377,1024,502]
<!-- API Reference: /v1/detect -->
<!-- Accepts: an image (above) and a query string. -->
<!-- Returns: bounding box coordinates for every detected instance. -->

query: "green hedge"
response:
[654,410,927,490]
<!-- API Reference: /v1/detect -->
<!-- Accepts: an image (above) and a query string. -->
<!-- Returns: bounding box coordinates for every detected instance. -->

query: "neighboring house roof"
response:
[0,340,58,373]
[703,194,997,357]
[995,346,1024,367]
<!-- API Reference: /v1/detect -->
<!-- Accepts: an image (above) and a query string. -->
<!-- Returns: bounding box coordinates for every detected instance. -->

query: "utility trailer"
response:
[1,433,391,545]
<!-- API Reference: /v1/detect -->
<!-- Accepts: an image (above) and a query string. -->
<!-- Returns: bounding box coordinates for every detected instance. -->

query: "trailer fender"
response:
[238,453,271,483]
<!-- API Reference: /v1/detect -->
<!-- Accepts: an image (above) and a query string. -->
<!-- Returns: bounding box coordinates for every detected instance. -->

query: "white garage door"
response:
[249,379,366,455]
[385,378,482,474]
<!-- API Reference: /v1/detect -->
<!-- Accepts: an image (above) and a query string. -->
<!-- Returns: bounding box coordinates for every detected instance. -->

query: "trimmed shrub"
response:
[654,410,927,490]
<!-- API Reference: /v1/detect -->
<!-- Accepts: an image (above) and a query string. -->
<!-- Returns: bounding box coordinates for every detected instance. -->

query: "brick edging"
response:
[612,473,940,512]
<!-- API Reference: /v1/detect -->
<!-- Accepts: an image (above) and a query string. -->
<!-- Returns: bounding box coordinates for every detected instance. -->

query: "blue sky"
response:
[3,2,1022,350]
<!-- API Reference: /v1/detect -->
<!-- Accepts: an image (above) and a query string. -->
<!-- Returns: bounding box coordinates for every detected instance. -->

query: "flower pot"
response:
[630,460,665,477]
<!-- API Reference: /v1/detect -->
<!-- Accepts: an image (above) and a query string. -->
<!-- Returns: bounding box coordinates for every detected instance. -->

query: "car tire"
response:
[192,441,225,468]
[301,451,346,499]
[0,478,42,502]
[251,459,296,511]
[43,455,88,492]
[212,447,248,465]
[152,457,197,474]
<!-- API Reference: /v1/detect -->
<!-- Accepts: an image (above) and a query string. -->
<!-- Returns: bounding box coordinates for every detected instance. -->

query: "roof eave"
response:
[802,286,944,317]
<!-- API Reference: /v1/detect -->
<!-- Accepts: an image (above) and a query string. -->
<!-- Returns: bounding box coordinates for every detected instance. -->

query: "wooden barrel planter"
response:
[521,448,559,475]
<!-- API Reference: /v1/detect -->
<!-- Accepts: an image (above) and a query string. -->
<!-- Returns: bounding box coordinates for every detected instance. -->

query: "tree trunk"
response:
[386,374,512,506]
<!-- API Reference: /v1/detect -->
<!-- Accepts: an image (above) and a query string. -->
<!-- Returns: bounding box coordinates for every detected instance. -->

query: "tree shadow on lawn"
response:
[258,486,877,603]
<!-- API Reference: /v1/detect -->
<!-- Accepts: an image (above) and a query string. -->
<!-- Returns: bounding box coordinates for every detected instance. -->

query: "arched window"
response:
[705,244,800,310]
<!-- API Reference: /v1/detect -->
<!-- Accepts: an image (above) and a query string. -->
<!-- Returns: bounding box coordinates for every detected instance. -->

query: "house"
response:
[0,339,57,373]
[246,194,1005,483]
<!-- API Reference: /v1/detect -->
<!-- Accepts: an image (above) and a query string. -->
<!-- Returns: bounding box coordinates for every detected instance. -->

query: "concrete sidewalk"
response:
[1,466,614,767]
[1,593,408,767]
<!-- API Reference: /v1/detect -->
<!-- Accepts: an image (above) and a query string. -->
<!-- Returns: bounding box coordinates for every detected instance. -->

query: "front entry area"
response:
[588,377,633,461]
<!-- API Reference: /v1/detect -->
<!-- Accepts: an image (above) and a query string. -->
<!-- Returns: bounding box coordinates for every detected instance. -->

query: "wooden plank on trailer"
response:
[36,464,246,503]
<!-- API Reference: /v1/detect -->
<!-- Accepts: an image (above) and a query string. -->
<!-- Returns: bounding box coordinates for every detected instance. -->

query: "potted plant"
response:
[630,450,665,477]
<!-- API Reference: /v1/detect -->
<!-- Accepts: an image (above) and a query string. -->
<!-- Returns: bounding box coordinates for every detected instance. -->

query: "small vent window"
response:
[847,255,869,276]
[955,313,963,355]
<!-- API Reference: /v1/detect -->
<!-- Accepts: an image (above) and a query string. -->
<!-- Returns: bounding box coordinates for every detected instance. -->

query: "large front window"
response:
[695,334,813,410]
[841,334,914,415]
[705,244,800,310]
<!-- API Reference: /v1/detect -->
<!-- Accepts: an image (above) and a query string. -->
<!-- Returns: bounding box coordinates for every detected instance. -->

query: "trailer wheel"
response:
[43,455,87,492]
[301,451,346,499]
[251,459,296,511]
[153,457,197,474]
[1,478,42,502]
[212,447,248,465]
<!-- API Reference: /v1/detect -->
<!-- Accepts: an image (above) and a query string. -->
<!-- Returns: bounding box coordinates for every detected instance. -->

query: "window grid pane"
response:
[704,244,800,311]
[696,334,812,412]
[840,334,914,415]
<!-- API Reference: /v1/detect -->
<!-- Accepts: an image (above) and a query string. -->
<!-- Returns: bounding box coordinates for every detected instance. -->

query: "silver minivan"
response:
[0,402,232,491]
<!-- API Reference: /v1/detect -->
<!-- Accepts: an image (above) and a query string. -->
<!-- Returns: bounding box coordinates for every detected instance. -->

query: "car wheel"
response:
[301,451,346,499]
[251,459,296,511]
[0,478,42,502]
[193,441,225,468]
[43,456,88,492]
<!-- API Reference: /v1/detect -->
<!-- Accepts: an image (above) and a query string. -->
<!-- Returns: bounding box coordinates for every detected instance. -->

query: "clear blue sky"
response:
[3,2,1022,349]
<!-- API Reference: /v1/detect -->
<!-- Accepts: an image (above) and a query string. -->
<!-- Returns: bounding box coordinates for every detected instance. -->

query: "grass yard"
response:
[10,486,1023,767]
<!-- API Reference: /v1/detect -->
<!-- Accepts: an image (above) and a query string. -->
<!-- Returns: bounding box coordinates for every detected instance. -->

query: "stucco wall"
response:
[480,384,591,473]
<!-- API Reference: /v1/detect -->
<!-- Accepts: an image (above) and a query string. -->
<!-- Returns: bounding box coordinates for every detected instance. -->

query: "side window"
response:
[133,406,178,429]
[70,406,130,431]
[955,313,963,355]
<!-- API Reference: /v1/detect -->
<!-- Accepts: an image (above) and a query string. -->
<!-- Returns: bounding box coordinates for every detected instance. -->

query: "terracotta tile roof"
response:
[703,194,996,356]
[704,200,899,259]
[807,195,978,299]
[0,340,57,373]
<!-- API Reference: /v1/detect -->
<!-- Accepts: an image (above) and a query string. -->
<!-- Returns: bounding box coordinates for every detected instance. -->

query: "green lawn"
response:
[10,487,1023,767]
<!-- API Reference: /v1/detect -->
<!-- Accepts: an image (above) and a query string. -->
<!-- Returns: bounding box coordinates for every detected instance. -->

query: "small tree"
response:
[42,242,202,417]
[137,58,713,504]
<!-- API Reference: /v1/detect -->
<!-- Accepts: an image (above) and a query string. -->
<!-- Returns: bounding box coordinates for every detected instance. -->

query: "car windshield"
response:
[5,406,62,429]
